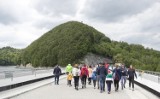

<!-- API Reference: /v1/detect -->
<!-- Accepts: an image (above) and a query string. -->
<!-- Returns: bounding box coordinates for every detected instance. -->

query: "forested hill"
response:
[0,47,21,66]
[20,21,160,72]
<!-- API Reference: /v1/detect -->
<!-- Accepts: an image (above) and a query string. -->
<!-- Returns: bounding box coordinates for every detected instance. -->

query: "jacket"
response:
[53,66,61,76]
[66,64,73,73]
[92,71,97,80]
[80,67,89,77]
[97,66,107,78]
[72,67,80,76]
[128,68,137,78]
[112,68,121,80]
[88,68,93,78]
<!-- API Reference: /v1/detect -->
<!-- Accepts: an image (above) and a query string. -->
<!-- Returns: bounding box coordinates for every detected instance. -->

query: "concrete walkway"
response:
[10,76,159,99]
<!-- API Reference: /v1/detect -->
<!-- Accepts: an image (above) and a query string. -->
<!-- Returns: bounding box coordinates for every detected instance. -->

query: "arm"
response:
[134,70,137,78]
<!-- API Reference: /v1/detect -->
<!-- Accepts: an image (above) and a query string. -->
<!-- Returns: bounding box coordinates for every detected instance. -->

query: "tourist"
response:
[72,64,80,90]
[88,65,93,85]
[65,64,73,85]
[67,72,73,87]
[92,71,97,89]
[106,69,113,94]
[97,63,107,93]
[80,64,89,88]
[120,64,127,90]
[127,65,137,91]
[112,65,121,91]
[53,65,62,85]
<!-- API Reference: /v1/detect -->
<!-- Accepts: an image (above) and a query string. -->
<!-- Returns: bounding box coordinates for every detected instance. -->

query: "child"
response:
[92,71,97,89]
[67,72,73,87]
[106,70,113,94]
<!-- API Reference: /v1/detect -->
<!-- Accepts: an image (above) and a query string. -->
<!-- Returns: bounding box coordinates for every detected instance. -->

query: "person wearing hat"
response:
[72,64,80,90]
[66,64,73,85]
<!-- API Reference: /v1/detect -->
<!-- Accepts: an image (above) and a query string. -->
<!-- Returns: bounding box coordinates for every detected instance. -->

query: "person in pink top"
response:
[80,64,89,88]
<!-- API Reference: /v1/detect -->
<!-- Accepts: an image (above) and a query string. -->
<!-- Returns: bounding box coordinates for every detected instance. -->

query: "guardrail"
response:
[136,69,160,84]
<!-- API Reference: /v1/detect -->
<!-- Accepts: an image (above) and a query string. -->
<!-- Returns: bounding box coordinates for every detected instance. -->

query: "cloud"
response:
[81,0,159,23]
[0,0,160,51]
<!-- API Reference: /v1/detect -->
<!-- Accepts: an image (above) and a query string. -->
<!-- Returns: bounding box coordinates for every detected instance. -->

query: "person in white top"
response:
[72,64,80,90]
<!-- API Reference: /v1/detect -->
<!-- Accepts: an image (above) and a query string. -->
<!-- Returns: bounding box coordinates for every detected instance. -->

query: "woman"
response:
[72,64,80,90]
[127,65,137,91]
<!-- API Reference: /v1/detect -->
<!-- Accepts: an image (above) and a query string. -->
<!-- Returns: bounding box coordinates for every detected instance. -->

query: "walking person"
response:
[106,70,113,94]
[88,66,93,85]
[120,64,127,90]
[97,63,107,93]
[67,72,73,87]
[128,65,137,91]
[65,64,73,85]
[112,65,121,92]
[72,64,80,90]
[92,71,97,89]
[80,64,89,89]
[96,64,100,89]
[53,65,62,85]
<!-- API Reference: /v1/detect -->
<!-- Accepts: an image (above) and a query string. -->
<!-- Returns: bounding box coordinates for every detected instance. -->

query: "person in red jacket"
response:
[80,64,89,88]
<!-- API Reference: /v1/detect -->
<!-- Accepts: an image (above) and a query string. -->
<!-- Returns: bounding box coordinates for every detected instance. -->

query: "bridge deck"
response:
[10,76,159,99]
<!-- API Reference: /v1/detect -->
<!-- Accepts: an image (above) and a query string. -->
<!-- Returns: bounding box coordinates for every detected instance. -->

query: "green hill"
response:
[20,21,160,72]
[0,46,21,66]
[21,21,111,67]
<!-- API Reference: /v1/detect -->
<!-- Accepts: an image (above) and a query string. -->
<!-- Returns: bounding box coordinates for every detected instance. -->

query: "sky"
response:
[0,0,160,50]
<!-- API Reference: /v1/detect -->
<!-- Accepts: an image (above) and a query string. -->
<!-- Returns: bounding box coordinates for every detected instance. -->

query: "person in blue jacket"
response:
[112,65,121,91]
[92,71,97,89]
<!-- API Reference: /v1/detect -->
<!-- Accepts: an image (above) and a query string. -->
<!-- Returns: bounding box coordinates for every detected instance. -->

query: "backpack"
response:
[81,68,87,76]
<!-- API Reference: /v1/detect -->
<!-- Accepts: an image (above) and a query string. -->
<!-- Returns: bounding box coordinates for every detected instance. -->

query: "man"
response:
[65,64,73,85]
[53,65,62,85]
[128,65,137,91]
[97,63,107,93]
[120,64,127,90]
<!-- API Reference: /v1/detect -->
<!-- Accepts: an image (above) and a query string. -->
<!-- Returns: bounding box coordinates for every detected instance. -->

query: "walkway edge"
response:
[0,74,66,99]
[134,80,160,97]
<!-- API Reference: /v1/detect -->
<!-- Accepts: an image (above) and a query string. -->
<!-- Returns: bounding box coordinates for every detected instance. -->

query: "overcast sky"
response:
[0,0,160,50]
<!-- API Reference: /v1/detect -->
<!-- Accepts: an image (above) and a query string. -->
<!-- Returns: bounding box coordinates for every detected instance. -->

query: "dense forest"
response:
[0,21,160,72]
[0,47,21,66]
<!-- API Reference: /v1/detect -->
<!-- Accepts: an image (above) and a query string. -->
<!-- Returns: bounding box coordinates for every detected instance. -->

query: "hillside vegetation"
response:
[1,21,160,72]
[0,47,21,66]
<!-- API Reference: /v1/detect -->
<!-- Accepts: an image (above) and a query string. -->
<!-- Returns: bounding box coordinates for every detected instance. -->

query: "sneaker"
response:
[132,88,134,91]
[100,90,103,93]
[129,87,131,90]
[124,85,125,88]
[108,92,110,94]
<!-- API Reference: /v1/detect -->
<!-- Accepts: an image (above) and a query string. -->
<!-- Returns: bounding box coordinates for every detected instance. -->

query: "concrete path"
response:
[10,76,159,99]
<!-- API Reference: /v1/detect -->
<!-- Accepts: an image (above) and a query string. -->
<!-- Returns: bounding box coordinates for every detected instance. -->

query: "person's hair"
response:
[89,65,92,68]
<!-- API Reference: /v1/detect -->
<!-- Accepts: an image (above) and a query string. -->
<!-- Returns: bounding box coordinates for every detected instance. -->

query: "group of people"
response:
[53,63,137,94]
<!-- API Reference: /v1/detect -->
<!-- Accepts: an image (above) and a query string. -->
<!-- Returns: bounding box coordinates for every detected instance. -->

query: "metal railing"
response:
[136,69,160,84]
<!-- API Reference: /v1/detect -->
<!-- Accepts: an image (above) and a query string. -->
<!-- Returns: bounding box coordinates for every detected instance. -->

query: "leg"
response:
[74,76,76,88]
[97,75,100,89]
[54,76,57,84]
[121,76,124,90]
[57,75,59,84]
[117,80,119,90]
[100,78,103,93]
[114,80,116,90]
[132,78,134,90]
[103,77,105,91]
[129,77,132,89]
